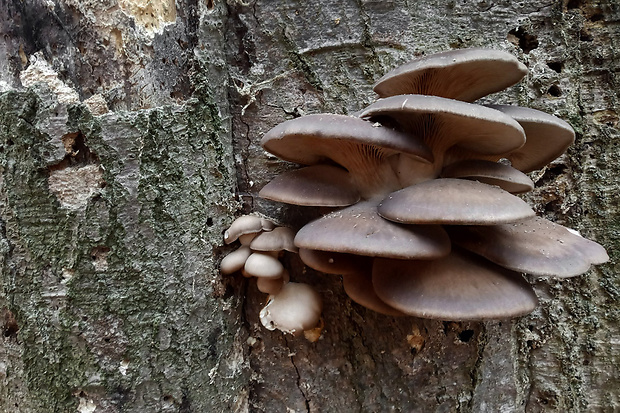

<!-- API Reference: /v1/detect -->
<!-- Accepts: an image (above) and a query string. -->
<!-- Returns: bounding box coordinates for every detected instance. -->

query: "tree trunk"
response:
[0,0,618,411]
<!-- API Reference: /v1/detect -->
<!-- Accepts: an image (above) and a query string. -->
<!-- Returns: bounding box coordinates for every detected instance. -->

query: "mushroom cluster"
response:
[221,215,323,336]
[257,48,608,321]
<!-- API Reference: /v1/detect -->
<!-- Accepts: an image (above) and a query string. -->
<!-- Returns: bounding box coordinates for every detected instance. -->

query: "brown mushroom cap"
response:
[259,164,360,207]
[299,248,372,275]
[378,178,535,225]
[372,250,538,320]
[261,114,434,198]
[359,95,526,157]
[486,105,575,172]
[250,227,299,253]
[294,200,451,260]
[441,159,534,194]
[447,216,609,277]
[342,270,406,316]
[224,215,264,244]
[259,282,323,335]
[373,48,527,102]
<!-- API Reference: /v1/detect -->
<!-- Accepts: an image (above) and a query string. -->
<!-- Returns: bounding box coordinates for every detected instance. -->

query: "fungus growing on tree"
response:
[220,215,323,337]
[224,48,608,330]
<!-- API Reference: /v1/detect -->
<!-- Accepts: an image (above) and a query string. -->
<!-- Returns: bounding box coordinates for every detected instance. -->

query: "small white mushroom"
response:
[244,252,285,279]
[256,269,290,294]
[220,245,252,275]
[259,282,322,335]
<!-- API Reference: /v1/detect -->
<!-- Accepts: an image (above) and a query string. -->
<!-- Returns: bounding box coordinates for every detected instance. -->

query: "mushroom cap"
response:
[294,200,451,260]
[487,105,575,172]
[220,245,252,275]
[224,215,264,244]
[447,216,609,277]
[256,270,289,295]
[259,282,323,334]
[299,248,372,275]
[342,270,406,316]
[261,114,434,165]
[373,48,528,102]
[441,159,534,194]
[372,249,538,320]
[378,178,535,225]
[259,164,360,207]
[244,252,285,278]
[250,227,299,253]
[359,95,526,157]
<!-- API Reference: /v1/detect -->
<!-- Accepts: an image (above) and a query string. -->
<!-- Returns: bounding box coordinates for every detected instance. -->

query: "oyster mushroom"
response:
[260,282,323,335]
[373,48,528,102]
[359,94,526,186]
[295,200,451,260]
[486,105,576,172]
[447,216,609,277]
[372,249,538,320]
[377,178,535,225]
[261,113,433,199]
[259,164,360,207]
[441,159,534,194]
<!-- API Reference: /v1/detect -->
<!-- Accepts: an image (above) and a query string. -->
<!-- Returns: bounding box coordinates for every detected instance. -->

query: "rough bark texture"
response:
[0,0,618,412]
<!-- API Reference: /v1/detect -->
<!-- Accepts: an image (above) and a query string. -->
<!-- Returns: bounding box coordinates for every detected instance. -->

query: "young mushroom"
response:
[260,282,323,335]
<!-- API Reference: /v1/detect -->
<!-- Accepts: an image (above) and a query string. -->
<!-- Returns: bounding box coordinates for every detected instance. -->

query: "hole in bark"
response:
[566,0,581,9]
[206,217,214,226]
[458,329,474,342]
[507,27,539,53]
[547,61,563,73]
[535,164,566,187]
[2,307,19,338]
[547,85,562,97]
[580,29,594,41]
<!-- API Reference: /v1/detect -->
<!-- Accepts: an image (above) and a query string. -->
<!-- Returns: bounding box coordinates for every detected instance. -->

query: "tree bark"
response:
[0,0,618,412]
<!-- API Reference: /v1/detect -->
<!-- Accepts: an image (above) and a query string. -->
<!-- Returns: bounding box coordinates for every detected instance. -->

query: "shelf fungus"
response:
[249,47,608,322]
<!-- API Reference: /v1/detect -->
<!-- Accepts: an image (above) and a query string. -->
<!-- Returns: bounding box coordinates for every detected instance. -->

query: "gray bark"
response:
[0,0,618,412]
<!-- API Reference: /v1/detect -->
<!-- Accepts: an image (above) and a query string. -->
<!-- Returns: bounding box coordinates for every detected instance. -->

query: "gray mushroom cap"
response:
[359,95,526,157]
[378,178,535,225]
[372,250,538,320]
[261,114,434,165]
[261,114,434,198]
[343,270,406,316]
[259,164,360,207]
[299,248,372,275]
[447,216,609,277]
[486,105,576,172]
[373,48,528,102]
[441,159,534,194]
[295,200,451,260]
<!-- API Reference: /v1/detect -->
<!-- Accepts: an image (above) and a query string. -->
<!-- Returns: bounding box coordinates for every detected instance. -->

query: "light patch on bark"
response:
[48,165,104,211]
[19,52,79,104]
[76,397,96,413]
[83,94,109,116]
[117,0,177,34]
